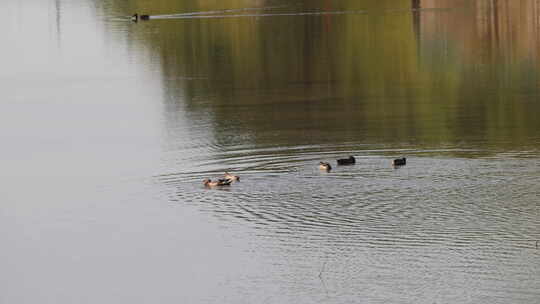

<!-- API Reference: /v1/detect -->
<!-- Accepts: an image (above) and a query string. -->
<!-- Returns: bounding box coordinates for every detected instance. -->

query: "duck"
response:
[337,155,356,165]
[131,13,150,22]
[318,162,332,171]
[392,157,406,166]
[203,178,232,187]
[223,172,240,182]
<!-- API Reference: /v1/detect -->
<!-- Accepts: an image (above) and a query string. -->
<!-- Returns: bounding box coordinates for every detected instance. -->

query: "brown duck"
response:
[318,162,332,171]
[203,178,232,187]
[223,172,240,182]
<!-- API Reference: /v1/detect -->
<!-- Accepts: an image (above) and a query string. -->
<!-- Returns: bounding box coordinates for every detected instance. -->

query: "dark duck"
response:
[131,13,150,22]
[337,156,356,165]
[392,157,406,166]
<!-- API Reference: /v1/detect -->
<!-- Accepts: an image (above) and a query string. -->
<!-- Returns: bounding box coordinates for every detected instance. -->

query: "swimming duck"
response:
[203,178,232,187]
[318,162,332,171]
[223,172,240,182]
[392,157,406,166]
[337,156,356,165]
[131,13,150,22]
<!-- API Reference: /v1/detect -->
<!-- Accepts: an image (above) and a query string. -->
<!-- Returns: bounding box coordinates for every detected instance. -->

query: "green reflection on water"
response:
[116,0,540,152]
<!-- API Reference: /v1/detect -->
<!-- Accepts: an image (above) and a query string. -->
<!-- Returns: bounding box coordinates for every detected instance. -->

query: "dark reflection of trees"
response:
[102,0,540,150]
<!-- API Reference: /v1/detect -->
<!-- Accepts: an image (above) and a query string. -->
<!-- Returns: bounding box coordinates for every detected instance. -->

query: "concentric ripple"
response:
[154,145,540,302]
[158,147,540,246]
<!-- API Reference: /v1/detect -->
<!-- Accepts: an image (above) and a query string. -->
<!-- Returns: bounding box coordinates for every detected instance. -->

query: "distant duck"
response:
[203,178,232,187]
[392,157,407,166]
[318,162,332,171]
[223,172,240,182]
[337,156,356,165]
[131,13,150,22]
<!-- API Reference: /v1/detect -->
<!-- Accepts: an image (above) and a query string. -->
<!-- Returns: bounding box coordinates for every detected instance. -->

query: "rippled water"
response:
[2,0,540,303]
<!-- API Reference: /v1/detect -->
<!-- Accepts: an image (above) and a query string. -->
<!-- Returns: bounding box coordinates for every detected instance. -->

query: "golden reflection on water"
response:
[114,0,540,152]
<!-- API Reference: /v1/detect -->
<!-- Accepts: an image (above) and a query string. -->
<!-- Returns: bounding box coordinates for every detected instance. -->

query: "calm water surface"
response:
[2,0,540,303]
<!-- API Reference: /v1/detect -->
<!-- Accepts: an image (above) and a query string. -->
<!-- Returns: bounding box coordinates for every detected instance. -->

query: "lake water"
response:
[2,0,539,303]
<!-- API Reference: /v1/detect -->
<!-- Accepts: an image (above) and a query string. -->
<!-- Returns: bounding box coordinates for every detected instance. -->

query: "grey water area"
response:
[1,0,539,303]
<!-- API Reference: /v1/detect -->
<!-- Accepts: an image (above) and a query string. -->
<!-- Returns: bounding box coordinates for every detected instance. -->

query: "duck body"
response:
[392,157,406,166]
[203,178,232,187]
[318,162,332,171]
[223,172,240,182]
[131,13,150,22]
[337,156,356,165]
